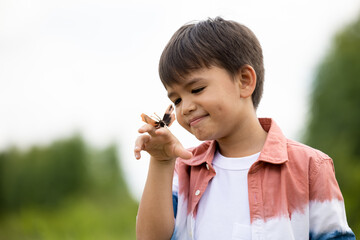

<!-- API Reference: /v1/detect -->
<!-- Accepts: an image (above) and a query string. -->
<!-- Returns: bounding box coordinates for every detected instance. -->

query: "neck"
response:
[216,112,267,158]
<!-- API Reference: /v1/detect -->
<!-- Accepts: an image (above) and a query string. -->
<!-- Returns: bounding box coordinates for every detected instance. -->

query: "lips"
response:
[189,115,208,127]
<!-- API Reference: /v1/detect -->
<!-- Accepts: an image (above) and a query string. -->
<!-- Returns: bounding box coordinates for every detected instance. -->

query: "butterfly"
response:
[141,104,176,129]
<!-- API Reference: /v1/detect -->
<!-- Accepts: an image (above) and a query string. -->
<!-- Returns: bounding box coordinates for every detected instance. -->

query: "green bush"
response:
[304,13,360,236]
[0,135,137,239]
[0,136,87,211]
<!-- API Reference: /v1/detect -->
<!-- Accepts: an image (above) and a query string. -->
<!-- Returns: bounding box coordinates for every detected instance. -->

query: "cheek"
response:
[216,105,223,112]
[176,111,191,132]
[177,118,190,132]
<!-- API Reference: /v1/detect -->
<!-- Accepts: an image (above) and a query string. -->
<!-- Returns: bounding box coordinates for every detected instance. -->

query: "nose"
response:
[181,98,196,116]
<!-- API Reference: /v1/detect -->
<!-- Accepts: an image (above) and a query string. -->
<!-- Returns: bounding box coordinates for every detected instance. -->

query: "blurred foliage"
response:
[304,14,360,236]
[0,135,137,239]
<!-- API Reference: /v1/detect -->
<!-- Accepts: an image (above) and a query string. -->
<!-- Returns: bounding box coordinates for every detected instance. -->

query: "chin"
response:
[192,132,206,141]
[193,131,217,142]
[194,135,208,141]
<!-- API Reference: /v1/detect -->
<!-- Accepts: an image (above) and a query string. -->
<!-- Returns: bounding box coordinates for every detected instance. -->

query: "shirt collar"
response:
[258,118,288,164]
[186,140,217,166]
[183,118,288,166]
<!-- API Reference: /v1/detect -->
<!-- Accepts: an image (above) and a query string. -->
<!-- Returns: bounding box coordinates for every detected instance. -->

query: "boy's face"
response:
[166,66,248,141]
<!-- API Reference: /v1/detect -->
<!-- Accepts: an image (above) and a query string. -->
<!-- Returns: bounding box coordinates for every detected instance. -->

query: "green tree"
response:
[0,135,87,211]
[304,14,360,236]
[0,135,138,239]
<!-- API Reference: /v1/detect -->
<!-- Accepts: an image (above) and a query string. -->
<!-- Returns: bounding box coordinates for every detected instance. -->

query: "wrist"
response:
[150,156,176,165]
[147,157,176,183]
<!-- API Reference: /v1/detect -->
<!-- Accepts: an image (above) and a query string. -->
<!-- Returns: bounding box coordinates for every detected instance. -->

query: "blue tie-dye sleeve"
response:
[172,191,178,218]
[309,230,356,240]
[171,168,179,239]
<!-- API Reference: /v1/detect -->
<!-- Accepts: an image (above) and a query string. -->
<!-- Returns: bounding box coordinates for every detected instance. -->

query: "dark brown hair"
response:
[159,17,264,109]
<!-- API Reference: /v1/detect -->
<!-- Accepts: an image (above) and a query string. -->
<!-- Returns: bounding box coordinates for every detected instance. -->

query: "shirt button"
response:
[205,163,210,170]
[195,190,201,196]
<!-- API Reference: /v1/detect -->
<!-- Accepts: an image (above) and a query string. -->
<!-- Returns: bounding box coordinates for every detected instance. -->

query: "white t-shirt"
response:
[194,151,260,240]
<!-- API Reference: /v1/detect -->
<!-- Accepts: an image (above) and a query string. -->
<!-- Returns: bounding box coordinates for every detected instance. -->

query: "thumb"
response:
[173,145,193,160]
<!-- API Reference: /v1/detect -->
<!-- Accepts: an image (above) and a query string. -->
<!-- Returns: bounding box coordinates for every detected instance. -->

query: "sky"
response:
[1,0,360,200]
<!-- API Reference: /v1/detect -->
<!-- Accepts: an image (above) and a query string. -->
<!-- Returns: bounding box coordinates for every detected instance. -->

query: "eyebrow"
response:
[167,78,203,99]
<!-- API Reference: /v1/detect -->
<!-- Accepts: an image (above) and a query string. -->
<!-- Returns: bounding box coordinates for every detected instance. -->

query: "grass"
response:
[0,193,138,240]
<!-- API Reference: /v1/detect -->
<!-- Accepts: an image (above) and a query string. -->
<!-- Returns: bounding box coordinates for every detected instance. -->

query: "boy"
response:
[134,17,355,240]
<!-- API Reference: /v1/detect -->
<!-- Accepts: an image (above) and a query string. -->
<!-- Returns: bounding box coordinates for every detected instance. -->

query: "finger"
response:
[138,124,157,136]
[155,129,192,159]
[134,146,142,160]
[173,145,193,160]
[134,135,151,159]
[154,127,172,138]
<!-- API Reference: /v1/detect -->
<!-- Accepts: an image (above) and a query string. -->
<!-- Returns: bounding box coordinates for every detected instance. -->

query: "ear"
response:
[237,65,257,98]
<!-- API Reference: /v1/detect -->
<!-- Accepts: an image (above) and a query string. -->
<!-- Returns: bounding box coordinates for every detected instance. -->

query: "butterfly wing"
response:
[162,104,176,127]
[141,113,159,128]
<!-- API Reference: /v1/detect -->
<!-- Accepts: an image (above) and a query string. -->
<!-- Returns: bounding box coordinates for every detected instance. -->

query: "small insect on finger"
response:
[141,104,176,129]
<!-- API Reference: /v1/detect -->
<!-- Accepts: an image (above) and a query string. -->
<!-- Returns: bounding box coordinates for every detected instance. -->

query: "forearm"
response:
[136,157,176,240]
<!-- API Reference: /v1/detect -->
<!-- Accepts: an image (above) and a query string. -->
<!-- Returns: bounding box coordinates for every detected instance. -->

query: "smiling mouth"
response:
[189,115,208,127]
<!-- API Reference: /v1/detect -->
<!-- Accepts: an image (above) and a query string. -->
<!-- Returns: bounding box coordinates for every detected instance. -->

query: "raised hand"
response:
[134,124,192,161]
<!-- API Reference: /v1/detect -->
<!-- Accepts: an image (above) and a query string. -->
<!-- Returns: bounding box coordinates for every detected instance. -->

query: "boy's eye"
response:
[191,87,205,94]
[174,98,182,105]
